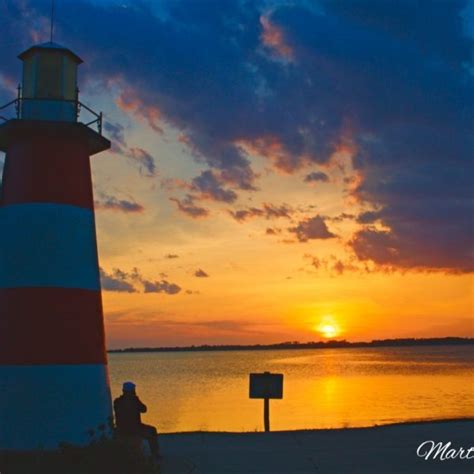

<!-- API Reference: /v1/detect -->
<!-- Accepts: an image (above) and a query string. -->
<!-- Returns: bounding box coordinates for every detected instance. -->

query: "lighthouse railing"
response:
[77,101,103,134]
[0,99,19,123]
[0,97,104,135]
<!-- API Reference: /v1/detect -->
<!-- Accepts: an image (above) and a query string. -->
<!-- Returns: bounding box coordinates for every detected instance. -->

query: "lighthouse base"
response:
[0,364,112,450]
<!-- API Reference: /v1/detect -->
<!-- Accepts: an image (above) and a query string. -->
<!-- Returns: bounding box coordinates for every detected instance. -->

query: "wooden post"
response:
[249,372,283,433]
[264,397,270,432]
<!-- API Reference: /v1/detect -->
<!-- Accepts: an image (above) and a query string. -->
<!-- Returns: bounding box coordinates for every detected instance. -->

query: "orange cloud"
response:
[260,16,293,60]
[116,88,163,134]
[328,142,357,171]
[236,135,305,173]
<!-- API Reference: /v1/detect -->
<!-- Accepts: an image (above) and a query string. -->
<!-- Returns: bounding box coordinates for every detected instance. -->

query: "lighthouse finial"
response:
[50,0,55,43]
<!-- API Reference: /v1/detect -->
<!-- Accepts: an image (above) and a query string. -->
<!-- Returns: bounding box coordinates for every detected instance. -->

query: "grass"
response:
[0,438,159,474]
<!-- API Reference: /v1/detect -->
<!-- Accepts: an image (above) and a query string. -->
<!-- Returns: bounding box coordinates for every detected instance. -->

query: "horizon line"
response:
[108,336,474,353]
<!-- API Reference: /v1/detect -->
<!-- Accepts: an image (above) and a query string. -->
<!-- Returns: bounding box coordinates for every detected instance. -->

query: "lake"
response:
[108,345,474,433]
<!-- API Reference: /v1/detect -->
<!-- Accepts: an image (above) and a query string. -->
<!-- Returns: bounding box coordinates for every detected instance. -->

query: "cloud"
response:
[357,210,384,225]
[130,268,182,295]
[304,171,329,183]
[265,227,281,235]
[303,253,369,275]
[95,194,144,213]
[194,269,209,278]
[289,215,336,242]
[328,212,355,222]
[350,221,473,273]
[2,0,471,272]
[261,203,293,219]
[185,289,200,295]
[229,207,263,222]
[236,136,311,174]
[229,203,293,222]
[170,195,210,219]
[125,147,157,177]
[143,279,181,295]
[100,267,183,294]
[260,15,293,60]
[116,87,163,134]
[191,170,238,203]
[103,121,126,151]
[100,267,137,293]
[103,120,157,177]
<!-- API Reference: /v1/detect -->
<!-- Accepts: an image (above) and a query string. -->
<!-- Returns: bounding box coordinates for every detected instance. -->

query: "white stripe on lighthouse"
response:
[0,364,112,450]
[0,203,101,290]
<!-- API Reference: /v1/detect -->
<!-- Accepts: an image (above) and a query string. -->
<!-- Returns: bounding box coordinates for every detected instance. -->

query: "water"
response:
[108,345,474,433]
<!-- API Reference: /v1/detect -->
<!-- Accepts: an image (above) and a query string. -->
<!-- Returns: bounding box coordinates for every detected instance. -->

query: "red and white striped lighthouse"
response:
[0,42,112,450]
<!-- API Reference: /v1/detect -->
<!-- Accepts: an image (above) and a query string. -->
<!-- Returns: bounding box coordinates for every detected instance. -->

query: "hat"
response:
[123,381,136,392]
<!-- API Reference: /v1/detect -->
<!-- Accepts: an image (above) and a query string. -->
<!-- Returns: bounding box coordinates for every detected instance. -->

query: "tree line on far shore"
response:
[108,337,473,353]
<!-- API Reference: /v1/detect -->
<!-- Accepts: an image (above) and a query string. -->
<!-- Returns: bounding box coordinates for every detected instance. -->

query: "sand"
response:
[158,419,473,473]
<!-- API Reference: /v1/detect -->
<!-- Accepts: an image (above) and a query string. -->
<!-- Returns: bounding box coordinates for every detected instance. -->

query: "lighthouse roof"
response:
[18,41,83,64]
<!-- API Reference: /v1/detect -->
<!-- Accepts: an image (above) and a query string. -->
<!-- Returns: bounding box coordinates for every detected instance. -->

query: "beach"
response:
[158,419,474,474]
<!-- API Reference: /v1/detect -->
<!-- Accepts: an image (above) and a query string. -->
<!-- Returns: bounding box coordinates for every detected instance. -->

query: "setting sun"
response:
[320,324,338,338]
[314,317,341,339]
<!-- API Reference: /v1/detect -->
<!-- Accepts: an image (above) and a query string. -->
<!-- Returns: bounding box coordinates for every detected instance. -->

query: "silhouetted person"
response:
[114,381,160,458]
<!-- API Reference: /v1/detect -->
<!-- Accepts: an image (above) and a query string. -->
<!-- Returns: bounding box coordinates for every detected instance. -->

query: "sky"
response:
[0,0,473,348]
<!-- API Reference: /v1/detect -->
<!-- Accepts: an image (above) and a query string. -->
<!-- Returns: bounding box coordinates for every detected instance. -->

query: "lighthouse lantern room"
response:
[19,42,82,122]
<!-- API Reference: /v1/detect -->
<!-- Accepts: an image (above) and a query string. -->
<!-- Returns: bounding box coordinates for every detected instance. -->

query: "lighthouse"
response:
[0,42,112,450]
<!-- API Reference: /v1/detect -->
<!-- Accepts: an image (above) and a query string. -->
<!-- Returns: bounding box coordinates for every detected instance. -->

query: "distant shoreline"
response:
[108,336,473,353]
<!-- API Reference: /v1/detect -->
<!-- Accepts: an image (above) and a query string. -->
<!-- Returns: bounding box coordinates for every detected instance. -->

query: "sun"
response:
[314,317,341,339]
[320,324,338,338]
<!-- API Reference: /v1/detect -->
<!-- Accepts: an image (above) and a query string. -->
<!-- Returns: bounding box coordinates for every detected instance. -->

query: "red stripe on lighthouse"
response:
[0,287,107,365]
[1,131,95,209]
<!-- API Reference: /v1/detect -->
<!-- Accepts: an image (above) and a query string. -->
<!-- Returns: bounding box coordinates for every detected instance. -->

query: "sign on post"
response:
[249,372,283,399]
[249,372,284,432]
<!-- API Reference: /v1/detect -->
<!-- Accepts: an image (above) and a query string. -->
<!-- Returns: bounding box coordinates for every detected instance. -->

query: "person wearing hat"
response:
[113,381,160,458]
